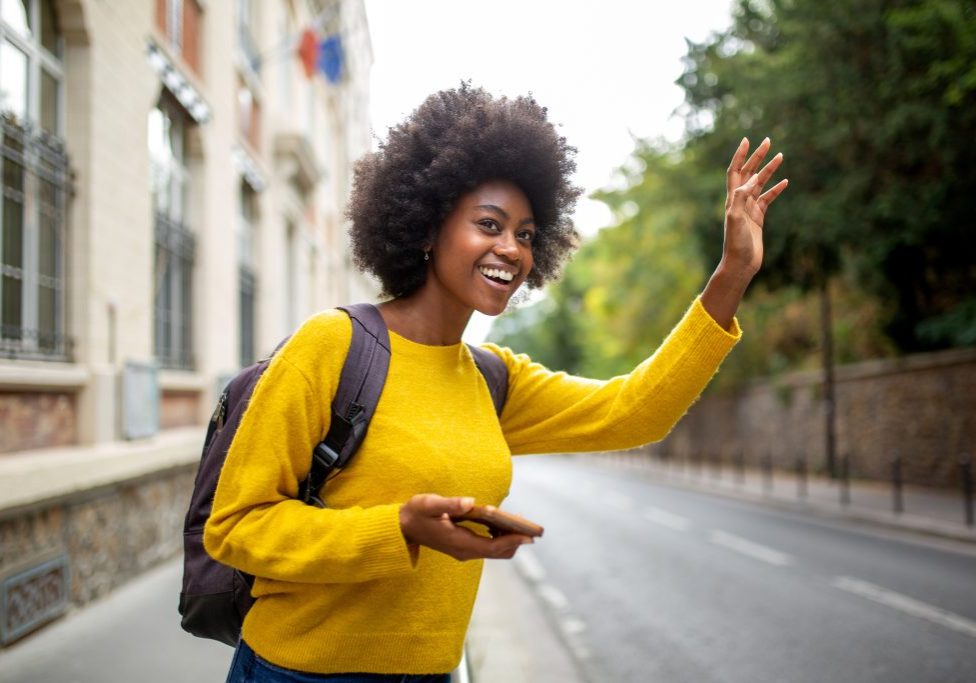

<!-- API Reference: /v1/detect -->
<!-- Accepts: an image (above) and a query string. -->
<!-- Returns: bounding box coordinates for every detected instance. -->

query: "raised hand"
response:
[700,137,788,330]
[723,137,788,279]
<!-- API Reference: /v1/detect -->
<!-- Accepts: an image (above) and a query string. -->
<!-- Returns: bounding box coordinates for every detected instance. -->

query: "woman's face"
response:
[426,179,535,317]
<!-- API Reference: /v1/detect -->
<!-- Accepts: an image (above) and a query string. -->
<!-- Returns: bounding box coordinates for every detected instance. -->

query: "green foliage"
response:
[679,0,976,352]
[492,0,976,384]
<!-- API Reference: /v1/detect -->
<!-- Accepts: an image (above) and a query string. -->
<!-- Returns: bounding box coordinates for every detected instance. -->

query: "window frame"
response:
[0,0,69,361]
[238,182,257,367]
[150,96,195,371]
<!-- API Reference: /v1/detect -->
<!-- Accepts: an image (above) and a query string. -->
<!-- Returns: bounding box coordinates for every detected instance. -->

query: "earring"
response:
[424,250,430,261]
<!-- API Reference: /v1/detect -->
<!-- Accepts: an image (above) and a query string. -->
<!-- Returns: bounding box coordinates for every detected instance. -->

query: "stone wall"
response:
[651,347,976,488]
[0,465,193,645]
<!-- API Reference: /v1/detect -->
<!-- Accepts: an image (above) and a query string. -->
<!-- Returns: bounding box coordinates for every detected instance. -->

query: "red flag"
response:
[298,29,318,78]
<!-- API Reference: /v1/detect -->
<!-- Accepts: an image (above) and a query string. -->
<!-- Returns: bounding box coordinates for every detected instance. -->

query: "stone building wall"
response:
[0,465,193,645]
[651,347,976,488]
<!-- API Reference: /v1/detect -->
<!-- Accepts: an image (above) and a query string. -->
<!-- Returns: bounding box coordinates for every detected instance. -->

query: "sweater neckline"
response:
[387,329,467,359]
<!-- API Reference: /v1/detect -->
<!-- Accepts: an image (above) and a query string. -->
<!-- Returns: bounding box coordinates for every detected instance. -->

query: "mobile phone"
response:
[452,504,544,538]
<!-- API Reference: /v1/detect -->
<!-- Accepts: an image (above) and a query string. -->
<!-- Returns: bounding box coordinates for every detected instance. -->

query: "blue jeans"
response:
[226,639,451,683]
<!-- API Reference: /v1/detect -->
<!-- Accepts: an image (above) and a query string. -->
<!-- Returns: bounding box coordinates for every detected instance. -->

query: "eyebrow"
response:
[473,204,535,226]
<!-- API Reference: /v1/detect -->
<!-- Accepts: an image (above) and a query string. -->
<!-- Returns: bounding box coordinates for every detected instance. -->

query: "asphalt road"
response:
[505,456,976,683]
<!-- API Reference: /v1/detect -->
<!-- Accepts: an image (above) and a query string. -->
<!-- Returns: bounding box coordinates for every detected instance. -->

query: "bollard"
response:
[961,453,974,528]
[762,453,773,496]
[891,451,903,515]
[796,455,807,500]
[839,453,851,507]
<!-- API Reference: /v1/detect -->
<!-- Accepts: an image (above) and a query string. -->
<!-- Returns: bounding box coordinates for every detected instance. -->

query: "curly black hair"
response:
[348,83,582,298]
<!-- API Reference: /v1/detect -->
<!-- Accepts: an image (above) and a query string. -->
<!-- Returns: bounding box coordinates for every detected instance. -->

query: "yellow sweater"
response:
[204,297,740,674]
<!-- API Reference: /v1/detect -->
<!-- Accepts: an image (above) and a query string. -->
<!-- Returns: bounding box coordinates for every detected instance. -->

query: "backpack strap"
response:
[299,303,391,507]
[298,304,509,507]
[467,344,508,417]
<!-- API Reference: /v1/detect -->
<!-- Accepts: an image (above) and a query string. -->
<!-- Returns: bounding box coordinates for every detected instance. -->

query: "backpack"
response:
[178,303,508,646]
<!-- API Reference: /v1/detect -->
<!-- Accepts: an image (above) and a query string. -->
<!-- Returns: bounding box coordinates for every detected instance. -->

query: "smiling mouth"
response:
[478,266,515,285]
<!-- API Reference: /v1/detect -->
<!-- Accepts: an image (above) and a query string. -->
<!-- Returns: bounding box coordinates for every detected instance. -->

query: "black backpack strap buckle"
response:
[300,441,341,507]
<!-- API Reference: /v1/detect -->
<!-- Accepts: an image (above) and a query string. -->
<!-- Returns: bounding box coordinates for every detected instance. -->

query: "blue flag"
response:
[317,34,343,84]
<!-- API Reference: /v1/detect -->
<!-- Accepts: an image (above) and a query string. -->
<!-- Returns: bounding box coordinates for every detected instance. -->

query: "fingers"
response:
[414,494,474,517]
[740,137,771,176]
[755,152,784,188]
[727,137,749,174]
[462,532,533,561]
[758,178,789,210]
[732,149,785,203]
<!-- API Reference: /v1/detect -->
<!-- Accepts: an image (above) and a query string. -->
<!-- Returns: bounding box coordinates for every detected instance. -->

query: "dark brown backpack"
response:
[178,303,507,646]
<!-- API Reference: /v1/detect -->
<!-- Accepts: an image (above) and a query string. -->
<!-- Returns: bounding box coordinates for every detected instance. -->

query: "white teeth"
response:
[479,267,514,282]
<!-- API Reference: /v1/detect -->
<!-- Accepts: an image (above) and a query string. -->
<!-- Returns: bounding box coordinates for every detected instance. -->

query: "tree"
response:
[678,0,976,352]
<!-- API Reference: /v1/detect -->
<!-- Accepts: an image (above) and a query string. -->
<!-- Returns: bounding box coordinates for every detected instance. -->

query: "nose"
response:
[492,230,520,261]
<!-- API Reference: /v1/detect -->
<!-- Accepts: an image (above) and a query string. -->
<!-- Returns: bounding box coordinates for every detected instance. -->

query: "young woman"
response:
[205,83,787,682]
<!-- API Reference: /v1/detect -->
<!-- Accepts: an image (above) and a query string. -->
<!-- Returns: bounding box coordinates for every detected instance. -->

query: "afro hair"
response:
[348,83,582,298]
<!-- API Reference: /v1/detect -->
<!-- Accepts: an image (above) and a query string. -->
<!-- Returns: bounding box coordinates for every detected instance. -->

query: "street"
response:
[506,456,976,683]
[3,454,974,683]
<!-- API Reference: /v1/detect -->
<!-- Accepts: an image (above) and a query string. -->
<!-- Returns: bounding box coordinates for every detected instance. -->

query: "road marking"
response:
[605,491,634,510]
[512,547,546,583]
[643,507,691,531]
[511,549,593,661]
[708,530,794,567]
[561,617,587,635]
[538,583,570,611]
[831,576,976,640]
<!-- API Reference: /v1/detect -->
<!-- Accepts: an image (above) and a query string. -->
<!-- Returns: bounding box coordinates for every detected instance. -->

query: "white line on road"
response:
[561,617,587,635]
[512,547,546,583]
[831,576,976,640]
[708,530,795,567]
[538,583,571,611]
[511,549,593,662]
[643,507,691,531]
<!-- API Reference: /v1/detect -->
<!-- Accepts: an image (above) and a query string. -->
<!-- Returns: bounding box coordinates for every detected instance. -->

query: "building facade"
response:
[0,0,375,646]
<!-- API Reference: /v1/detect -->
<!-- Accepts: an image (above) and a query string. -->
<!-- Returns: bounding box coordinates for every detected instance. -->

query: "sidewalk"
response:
[2,453,969,682]
[590,453,976,544]
[0,553,584,683]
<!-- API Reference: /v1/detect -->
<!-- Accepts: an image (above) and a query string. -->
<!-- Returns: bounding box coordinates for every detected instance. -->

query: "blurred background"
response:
[0,1,974,681]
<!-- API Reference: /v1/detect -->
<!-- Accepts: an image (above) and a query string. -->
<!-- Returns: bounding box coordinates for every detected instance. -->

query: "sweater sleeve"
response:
[203,313,417,584]
[487,297,741,455]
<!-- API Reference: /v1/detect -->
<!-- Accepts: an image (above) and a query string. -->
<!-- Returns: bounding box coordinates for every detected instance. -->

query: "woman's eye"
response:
[479,219,500,232]
[518,230,535,243]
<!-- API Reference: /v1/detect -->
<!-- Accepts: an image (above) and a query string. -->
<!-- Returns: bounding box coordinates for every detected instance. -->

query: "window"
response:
[237,78,260,151]
[149,98,195,370]
[285,220,297,330]
[154,0,202,77]
[0,0,69,360]
[236,0,259,75]
[238,184,256,367]
[166,0,182,51]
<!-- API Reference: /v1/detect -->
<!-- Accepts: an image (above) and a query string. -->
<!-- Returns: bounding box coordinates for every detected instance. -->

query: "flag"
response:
[298,29,318,78]
[318,34,343,84]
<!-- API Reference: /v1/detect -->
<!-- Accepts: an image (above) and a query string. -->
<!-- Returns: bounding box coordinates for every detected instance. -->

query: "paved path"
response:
[0,552,582,683]
[1,451,970,682]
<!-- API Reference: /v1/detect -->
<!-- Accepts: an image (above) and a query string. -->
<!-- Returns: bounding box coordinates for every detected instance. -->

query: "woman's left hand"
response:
[701,137,788,329]
[723,137,788,280]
